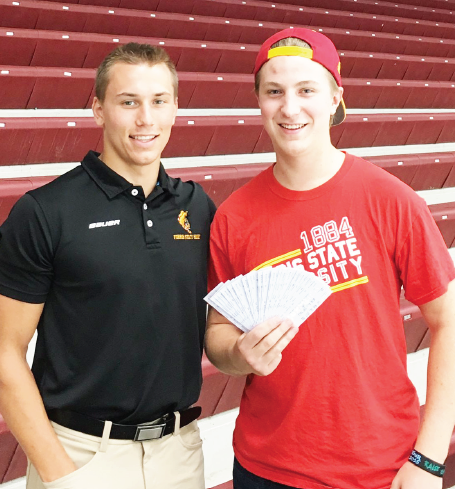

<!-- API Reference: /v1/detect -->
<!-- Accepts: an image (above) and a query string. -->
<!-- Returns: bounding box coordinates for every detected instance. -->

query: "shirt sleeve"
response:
[0,193,54,303]
[208,210,236,292]
[396,199,455,306]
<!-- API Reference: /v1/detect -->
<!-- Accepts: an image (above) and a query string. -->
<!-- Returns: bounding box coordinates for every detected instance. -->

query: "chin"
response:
[277,142,308,157]
[128,150,160,164]
[134,158,159,167]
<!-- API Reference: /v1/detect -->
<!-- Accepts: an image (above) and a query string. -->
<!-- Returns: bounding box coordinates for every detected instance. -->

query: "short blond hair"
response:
[95,42,178,101]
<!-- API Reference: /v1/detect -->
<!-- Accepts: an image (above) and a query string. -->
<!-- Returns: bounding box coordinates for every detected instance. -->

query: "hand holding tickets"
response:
[205,267,332,333]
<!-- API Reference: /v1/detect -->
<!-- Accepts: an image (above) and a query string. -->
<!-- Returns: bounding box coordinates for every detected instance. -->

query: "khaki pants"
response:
[27,414,205,489]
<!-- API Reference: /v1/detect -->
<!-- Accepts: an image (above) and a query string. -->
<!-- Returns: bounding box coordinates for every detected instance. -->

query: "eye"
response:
[266,89,282,95]
[154,99,165,105]
[122,100,136,106]
[300,88,314,94]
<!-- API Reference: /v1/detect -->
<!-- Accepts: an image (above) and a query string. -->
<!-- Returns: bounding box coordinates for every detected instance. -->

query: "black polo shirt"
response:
[0,151,216,424]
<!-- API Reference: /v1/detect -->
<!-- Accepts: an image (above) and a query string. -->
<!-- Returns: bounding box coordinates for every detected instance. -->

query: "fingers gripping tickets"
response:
[234,317,298,376]
[206,268,330,375]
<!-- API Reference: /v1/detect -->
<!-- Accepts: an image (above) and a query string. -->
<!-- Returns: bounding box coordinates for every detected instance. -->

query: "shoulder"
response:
[168,175,216,220]
[216,165,271,217]
[347,153,425,208]
[28,165,88,205]
[170,175,205,198]
[2,166,84,226]
[208,167,271,242]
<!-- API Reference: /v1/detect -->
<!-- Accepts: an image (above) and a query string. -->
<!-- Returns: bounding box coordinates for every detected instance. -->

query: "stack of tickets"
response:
[205,267,332,333]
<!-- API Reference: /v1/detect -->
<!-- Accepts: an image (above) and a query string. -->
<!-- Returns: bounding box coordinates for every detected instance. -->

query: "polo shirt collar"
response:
[156,161,179,197]
[81,151,178,199]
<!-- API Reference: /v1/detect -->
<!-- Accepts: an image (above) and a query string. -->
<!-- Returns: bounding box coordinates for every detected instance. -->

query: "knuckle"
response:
[262,337,274,350]
[249,359,262,371]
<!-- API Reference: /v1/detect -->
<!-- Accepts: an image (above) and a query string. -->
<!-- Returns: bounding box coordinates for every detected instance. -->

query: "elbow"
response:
[0,345,29,386]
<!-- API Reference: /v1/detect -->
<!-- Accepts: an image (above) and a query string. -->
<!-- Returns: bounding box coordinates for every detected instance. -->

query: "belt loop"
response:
[100,421,112,452]
[173,411,181,437]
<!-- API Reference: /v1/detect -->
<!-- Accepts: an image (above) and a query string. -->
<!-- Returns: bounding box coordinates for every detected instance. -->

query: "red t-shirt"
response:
[208,153,455,489]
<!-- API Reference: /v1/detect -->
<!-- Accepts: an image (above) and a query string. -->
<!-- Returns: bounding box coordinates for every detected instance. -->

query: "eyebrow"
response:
[263,80,320,88]
[116,91,172,98]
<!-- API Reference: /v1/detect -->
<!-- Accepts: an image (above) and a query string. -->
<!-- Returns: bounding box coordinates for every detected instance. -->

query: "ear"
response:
[92,97,104,128]
[172,96,178,125]
[331,87,344,115]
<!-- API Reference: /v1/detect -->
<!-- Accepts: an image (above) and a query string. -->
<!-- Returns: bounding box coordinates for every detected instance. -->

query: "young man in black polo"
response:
[0,43,215,489]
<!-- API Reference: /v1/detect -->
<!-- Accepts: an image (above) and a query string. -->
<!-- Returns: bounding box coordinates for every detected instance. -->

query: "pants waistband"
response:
[46,406,202,441]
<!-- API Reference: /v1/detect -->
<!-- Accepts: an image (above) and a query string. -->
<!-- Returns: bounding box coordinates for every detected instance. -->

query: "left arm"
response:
[392,279,455,488]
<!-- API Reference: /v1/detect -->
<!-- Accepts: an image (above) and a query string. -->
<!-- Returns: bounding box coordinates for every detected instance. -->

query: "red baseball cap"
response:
[254,27,346,126]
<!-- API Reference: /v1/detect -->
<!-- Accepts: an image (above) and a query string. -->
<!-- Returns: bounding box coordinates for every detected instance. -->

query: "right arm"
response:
[205,306,299,377]
[0,294,76,483]
[206,209,298,376]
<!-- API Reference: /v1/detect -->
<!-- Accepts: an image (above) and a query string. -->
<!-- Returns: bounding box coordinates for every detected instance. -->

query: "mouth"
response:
[129,135,159,143]
[279,123,306,130]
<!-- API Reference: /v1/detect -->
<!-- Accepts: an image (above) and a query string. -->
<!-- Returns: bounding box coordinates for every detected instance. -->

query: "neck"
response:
[273,144,345,191]
[99,153,160,197]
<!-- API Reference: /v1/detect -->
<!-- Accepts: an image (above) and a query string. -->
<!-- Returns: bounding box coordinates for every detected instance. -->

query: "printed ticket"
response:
[205,267,332,333]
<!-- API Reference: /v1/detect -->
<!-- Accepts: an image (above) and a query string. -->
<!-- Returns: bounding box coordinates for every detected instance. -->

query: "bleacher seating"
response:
[3,0,455,57]
[1,113,454,166]
[2,28,455,79]
[257,0,455,23]
[431,202,455,247]
[0,420,26,484]
[370,152,455,190]
[0,0,455,487]
[27,0,455,24]
[2,68,455,109]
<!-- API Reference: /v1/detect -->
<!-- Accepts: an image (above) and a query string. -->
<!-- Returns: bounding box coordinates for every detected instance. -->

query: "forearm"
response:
[414,324,455,463]
[0,350,76,482]
[205,322,251,376]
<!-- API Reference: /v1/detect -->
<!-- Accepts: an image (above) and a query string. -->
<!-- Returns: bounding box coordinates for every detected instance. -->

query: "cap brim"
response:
[332,97,346,126]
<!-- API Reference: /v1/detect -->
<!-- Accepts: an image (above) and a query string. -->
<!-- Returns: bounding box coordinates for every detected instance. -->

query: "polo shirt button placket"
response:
[142,198,160,248]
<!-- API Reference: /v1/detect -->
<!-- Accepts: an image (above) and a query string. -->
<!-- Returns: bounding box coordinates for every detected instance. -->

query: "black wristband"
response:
[408,449,446,478]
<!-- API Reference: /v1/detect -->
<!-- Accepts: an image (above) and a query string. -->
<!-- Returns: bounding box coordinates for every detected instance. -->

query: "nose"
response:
[281,92,300,119]
[136,104,154,127]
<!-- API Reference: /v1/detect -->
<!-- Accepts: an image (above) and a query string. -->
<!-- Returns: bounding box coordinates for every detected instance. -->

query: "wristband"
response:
[408,449,446,478]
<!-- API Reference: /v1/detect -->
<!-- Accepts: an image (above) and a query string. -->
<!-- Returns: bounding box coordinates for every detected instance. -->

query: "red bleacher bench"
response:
[1,28,455,80]
[260,0,451,24]
[1,114,455,167]
[2,66,455,110]
[29,0,455,27]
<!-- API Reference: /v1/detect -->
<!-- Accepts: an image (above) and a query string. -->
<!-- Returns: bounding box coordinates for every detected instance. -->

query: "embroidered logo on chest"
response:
[178,210,192,234]
[174,211,201,240]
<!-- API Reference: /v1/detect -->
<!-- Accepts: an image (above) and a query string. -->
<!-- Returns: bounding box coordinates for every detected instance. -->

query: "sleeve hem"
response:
[406,272,455,306]
[0,283,47,304]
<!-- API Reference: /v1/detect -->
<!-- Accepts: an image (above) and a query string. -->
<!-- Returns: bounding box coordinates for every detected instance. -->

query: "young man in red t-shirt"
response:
[205,28,455,489]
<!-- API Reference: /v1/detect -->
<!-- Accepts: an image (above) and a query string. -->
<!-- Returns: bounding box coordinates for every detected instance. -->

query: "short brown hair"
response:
[95,42,178,101]
[254,37,340,125]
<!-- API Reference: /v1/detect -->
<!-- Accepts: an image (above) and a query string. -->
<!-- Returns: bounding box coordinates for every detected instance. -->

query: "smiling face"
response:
[257,55,343,161]
[92,62,178,173]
